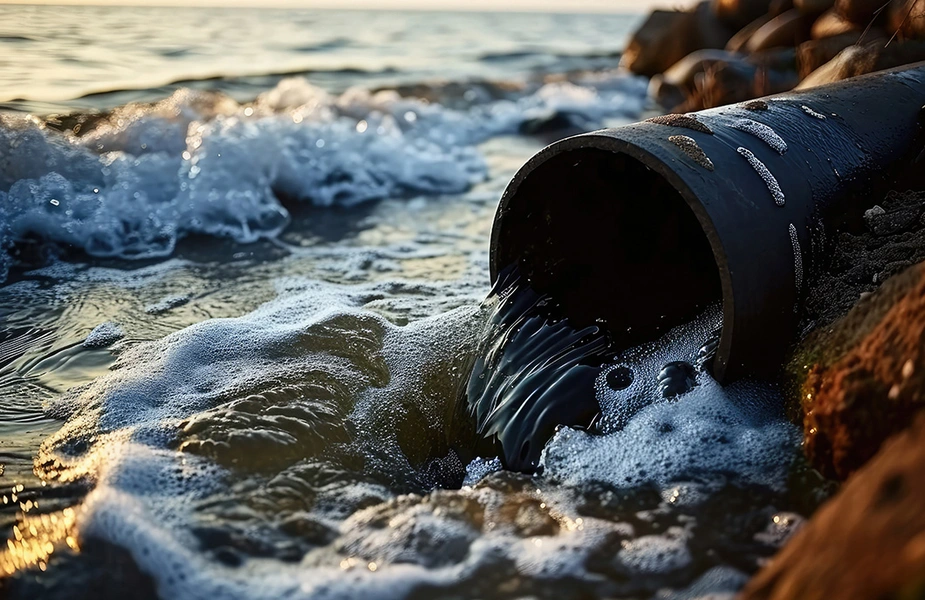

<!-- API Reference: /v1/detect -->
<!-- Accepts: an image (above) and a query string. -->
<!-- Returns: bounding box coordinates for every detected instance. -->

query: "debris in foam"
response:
[669,135,714,171]
[730,119,787,154]
[645,114,714,135]
[737,147,785,206]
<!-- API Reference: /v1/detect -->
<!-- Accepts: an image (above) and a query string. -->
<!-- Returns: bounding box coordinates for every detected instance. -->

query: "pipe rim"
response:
[489,130,737,381]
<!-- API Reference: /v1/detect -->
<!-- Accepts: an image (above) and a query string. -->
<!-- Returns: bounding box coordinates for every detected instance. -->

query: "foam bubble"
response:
[0,76,646,283]
[23,278,801,599]
[82,322,124,349]
[545,306,799,490]
[618,529,692,575]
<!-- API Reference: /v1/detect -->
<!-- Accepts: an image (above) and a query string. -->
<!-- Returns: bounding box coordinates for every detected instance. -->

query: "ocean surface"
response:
[0,6,808,599]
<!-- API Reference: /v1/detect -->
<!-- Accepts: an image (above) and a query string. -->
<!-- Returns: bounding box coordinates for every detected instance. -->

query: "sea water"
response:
[0,6,805,598]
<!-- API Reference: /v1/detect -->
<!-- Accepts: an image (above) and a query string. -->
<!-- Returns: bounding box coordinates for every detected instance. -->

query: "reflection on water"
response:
[0,5,639,112]
[0,9,817,594]
[0,125,814,598]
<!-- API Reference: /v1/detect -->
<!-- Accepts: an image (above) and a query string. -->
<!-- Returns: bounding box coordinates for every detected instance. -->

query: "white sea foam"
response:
[35,282,799,599]
[546,306,799,490]
[0,76,645,282]
[82,322,124,348]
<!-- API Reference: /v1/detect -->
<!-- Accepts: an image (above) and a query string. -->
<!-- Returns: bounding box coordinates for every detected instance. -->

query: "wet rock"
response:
[518,109,596,140]
[740,413,925,600]
[649,49,743,109]
[728,14,775,52]
[677,58,798,110]
[712,0,775,30]
[794,0,834,16]
[810,8,864,37]
[745,9,813,52]
[799,261,925,480]
[648,76,688,111]
[863,196,923,236]
[797,40,925,87]
[888,0,925,40]
[796,32,882,78]
[835,0,888,24]
[621,3,734,76]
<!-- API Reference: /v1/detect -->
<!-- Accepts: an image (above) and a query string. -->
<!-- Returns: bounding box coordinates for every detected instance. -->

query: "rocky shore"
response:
[619,4,925,594]
[623,0,925,111]
[754,177,925,594]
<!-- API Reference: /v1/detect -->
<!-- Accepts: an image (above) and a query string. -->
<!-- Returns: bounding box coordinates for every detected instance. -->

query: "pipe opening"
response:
[494,146,722,351]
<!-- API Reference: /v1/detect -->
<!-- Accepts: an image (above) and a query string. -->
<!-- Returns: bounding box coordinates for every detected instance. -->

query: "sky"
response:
[0,0,670,11]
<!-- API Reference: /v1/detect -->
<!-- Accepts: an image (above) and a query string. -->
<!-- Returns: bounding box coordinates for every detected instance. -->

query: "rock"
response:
[810,7,864,37]
[620,3,733,76]
[863,193,923,235]
[794,0,835,16]
[797,40,925,87]
[889,0,925,40]
[728,14,775,51]
[835,0,888,24]
[745,9,813,52]
[648,75,688,111]
[649,49,744,108]
[740,413,925,600]
[796,31,882,77]
[793,190,925,360]
[712,0,774,30]
[799,261,925,480]
[518,109,596,141]
[676,56,798,110]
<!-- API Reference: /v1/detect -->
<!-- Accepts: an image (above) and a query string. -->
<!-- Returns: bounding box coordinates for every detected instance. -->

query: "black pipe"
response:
[490,63,925,382]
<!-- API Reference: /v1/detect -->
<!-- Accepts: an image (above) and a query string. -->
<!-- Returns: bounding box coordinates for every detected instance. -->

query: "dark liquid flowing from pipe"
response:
[454,266,722,473]
[454,266,613,472]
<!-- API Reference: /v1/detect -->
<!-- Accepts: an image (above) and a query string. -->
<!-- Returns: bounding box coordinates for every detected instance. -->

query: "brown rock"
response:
[797,39,925,87]
[745,9,813,52]
[728,14,775,51]
[620,3,733,76]
[889,0,925,40]
[796,31,884,77]
[810,7,864,37]
[800,262,925,480]
[649,49,744,108]
[835,0,889,24]
[739,413,925,600]
[677,58,799,110]
[795,0,835,16]
[712,0,775,30]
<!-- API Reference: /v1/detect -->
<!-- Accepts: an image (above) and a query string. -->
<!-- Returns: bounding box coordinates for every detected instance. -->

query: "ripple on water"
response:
[0,270,807,599]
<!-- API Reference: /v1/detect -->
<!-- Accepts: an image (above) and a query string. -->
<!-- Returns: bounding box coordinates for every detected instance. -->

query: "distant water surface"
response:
[0,5,639,113]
